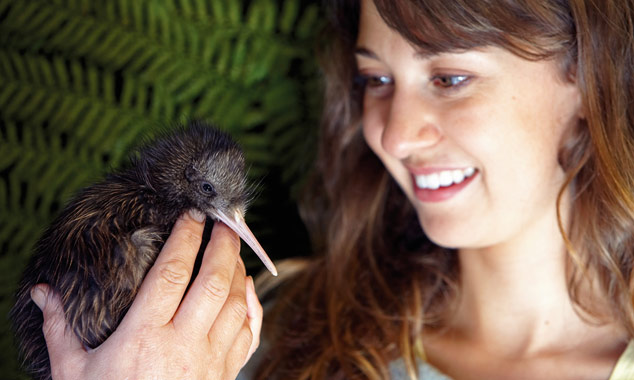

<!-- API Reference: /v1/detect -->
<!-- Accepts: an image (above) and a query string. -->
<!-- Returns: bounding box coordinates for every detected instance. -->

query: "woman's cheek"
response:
[362,111,383,156]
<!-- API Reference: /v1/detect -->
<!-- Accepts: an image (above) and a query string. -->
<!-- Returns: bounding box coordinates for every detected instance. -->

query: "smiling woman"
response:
[252,0,634,379]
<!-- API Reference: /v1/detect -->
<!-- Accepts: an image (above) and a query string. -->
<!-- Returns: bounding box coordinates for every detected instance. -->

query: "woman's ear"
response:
[571,83,586,121]
[565,62,587,120]
[556,60,589,171]
[576,92,586,120]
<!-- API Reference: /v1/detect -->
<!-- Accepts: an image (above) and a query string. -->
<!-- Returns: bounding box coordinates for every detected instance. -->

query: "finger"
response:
[244,276,263,364]
[223,322,255,380]
[205,258,248,351]
[173,221,242,334]
[127,211,205,327]
[31,285,86,376]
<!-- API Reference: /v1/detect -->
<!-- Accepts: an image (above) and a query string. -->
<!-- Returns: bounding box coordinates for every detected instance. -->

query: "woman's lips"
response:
[411,167,478,202]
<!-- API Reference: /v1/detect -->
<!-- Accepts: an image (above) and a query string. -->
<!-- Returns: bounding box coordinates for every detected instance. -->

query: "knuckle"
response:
[178,226,202,251]
[157,259,191,287]
[199,272,232,302]
[225,294,248,321]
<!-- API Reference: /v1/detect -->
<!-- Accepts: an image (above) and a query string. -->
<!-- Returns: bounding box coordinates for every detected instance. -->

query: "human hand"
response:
[30,211,263,380]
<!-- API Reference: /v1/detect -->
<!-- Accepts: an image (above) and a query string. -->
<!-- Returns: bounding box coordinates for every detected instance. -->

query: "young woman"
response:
[35,0,634,379]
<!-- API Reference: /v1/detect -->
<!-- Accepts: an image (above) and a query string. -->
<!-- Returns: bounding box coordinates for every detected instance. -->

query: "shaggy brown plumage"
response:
[10,121,276,380]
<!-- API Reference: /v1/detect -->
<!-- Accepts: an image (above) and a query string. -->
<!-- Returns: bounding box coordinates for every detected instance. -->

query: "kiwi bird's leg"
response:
[212,209,278,276]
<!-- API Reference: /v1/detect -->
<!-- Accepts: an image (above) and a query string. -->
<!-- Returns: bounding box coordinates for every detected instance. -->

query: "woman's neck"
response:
[455,234,583,356]
[445,192,624,358]
[421,194,629,380]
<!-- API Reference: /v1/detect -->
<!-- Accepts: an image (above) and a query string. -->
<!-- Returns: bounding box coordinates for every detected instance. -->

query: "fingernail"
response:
[30,285,48,310]
[188,209,206,223]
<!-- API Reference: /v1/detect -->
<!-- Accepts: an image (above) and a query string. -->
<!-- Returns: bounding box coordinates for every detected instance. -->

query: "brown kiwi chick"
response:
[10,121,277,380]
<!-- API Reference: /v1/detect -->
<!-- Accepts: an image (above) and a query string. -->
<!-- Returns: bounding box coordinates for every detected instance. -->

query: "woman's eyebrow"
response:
[355,45,438,61]
[354,46,379,59]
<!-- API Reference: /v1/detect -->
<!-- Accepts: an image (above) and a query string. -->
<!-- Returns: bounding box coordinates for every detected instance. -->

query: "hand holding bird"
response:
[31,213,262,380]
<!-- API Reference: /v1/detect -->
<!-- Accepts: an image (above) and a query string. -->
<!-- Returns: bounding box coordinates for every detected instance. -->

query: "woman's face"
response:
[357,0,583,250]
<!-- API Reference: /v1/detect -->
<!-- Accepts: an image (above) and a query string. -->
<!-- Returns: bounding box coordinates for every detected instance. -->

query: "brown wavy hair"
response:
[255,0,634,379]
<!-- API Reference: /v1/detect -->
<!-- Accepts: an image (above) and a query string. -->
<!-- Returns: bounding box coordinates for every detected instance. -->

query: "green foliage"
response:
[0,0,323,377]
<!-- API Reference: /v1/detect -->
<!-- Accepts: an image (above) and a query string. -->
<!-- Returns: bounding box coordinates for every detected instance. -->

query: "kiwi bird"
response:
[10,121,277,380]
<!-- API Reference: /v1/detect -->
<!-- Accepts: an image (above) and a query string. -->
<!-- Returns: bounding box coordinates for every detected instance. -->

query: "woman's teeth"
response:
[415,167,476,190]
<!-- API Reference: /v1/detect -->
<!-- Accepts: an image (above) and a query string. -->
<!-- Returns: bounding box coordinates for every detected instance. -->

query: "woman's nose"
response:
[381,91,442,160]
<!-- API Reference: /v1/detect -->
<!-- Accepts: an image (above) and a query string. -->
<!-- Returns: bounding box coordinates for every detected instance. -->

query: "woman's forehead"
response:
[360,0,490,55]
[366,0,573,61]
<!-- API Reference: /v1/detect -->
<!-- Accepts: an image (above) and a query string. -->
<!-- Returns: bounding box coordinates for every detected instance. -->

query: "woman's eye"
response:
[366,75,392,88]
[357,74,394,97]
[431,74,469,89]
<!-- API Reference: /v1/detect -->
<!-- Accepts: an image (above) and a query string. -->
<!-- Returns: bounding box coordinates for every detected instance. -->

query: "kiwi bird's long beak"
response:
[213,209,278,276]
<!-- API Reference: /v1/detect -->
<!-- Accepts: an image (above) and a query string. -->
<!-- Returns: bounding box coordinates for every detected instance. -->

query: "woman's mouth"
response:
[414,167,476,190]
[412,167,478,202]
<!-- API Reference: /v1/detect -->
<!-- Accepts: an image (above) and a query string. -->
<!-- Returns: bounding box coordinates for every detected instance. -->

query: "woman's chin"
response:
[417,216,485,251]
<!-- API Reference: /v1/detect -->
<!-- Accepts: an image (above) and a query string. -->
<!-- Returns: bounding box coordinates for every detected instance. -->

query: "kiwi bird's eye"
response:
[201,182,215,195]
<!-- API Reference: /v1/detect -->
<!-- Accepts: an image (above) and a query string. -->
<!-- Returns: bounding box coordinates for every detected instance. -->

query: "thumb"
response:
[31,285,86,373]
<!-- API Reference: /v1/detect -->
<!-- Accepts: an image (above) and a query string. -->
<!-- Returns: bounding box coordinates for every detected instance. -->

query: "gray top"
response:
[238,340,634,379]
[388,358,453,380]
[237,342,451,380]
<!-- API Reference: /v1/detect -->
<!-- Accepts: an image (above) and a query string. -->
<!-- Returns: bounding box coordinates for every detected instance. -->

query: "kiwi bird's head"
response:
[138,121,277,276]
[183,136,250,219]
